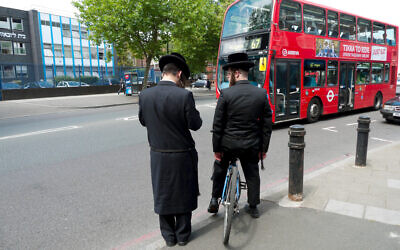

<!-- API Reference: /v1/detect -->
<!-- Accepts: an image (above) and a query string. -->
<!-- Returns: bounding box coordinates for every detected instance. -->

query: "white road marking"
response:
[387,179,400,189]
[371,137,393,143]
[116,115,138,121]
[0,126,80,141]
[346,120,377,126]
[365,206,400,226]
[325,199,364,218]
[322,126,338,133]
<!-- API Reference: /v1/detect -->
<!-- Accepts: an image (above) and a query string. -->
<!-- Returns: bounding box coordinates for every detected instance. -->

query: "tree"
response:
[73,0,174,89]
[73,0,231,87]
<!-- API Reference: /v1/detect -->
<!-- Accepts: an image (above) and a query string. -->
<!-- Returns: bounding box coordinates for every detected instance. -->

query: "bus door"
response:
[275,60,301,121]
[339,62,355,111]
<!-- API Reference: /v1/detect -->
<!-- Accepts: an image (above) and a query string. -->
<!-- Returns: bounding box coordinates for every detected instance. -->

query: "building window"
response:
[82,47,90,59]
[62,23,71,37]
[43,43,53,57]
[0,41,13,55]
[41,20,50,26]
[54,44,63,58]
[16,65,28,78]
[371,63,384,83]
[0,17,10,29]
[373,22,385,45]
[13,42,26,55]
[356,62,370,84]
[98,48,104,60]
[90,47,98,59]
[51,21,60,28]
[357,18,371,43]
[304,60,326,87]
[327,61,338,86]
[2,65,15,78]
[73,47,82,59]
[64,45,72,58]
[303,5,326,36]
[11,18,23,31]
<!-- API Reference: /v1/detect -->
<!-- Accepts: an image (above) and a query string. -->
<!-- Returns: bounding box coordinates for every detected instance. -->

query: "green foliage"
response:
[54,76,75,83]
[73,0,231,79]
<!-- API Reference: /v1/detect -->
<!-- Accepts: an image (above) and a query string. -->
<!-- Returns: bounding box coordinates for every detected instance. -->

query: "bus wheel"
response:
[307,99,321,123]
[373,93,382,110]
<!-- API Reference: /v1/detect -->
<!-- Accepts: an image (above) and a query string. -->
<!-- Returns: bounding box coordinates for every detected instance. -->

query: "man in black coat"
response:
[208,52,272,218]
[139,53,202,247]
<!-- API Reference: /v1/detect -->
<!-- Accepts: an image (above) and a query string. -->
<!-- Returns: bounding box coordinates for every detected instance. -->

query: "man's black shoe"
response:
[178,241,188,246]
[166,240,177,247]
[207,197,219,214]
[245,204,260,218]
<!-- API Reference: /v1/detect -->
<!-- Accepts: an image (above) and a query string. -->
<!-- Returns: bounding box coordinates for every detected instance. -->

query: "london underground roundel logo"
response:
[282,49,288,57]
[327,90,334,102]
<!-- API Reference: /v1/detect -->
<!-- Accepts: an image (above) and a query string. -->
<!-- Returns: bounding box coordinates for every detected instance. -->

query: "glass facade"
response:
[38,12,116,80]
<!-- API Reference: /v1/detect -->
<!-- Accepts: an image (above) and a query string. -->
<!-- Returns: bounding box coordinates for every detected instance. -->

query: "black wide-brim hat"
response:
[159,52,190,78]
[222,52,254,71]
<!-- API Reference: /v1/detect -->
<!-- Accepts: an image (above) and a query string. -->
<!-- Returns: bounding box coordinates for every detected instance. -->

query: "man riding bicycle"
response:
[208,52,272,218]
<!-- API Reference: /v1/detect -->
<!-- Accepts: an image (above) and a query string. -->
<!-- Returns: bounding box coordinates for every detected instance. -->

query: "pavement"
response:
[152,141,400,250]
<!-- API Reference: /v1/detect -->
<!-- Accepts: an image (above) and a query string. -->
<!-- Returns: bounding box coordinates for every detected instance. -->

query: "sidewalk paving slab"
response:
[154,141,400,249]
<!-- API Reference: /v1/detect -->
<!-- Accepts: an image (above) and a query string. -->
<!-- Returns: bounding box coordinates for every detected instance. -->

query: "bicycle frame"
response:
[221,162,240,206]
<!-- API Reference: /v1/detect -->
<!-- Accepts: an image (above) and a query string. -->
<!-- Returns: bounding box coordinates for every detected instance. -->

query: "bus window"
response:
[356,62,371,84]
[303,5,326,36]
[340,14,356,40]
[357,18,371,43]
[384,64,390,82]
[386,26,397,46]
[304,60,326,87]
[327,61,338,86]
[328,11,338,38]
[269,60,275,105]
[371,63,384,83]
[373,22,385,45]
[279,0,302,33]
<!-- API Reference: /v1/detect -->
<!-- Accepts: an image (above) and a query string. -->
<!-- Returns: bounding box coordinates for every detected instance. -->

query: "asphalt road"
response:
[1,96,400,249]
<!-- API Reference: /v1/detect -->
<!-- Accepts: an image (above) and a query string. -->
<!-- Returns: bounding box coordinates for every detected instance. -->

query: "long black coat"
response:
[139,80,202,215]
[213,80,272,153]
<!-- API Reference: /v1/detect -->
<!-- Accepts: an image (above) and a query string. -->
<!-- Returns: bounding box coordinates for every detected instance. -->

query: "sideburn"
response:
[229,71,237,87]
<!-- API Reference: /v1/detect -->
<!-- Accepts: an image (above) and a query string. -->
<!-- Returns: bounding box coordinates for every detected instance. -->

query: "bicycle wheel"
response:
[223,166,238,244]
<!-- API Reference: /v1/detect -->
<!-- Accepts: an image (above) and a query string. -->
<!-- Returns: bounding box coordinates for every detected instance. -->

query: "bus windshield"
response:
[222,0,273,38]
[217,56,266,90]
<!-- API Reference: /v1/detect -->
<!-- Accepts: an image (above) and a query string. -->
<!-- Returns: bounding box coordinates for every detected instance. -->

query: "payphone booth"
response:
[124,72,139,95]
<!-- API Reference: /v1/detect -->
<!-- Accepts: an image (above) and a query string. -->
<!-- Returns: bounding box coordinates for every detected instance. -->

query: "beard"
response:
[229,71,237,87]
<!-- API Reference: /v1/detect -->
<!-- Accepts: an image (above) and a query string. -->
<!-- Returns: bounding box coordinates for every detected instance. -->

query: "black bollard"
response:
[355,116,371,167]
[288,125,306,201]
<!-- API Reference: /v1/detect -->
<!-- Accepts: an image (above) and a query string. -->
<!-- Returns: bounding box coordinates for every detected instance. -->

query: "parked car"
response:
[1,82,21,89]
[23,81,54,89]
[380,96,400,123]
[192,79,207,88]
[57,81,90,87]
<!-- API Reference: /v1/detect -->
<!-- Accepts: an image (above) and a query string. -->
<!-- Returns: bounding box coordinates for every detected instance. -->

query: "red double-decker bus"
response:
[216,0,398,122]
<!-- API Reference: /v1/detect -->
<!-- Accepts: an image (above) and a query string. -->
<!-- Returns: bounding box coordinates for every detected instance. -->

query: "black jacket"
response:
[212,80,272,153]
[139,80,202,214]
[139,80,202,151]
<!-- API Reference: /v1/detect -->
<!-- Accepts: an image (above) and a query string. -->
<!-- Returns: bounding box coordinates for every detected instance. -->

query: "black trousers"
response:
[159,212,192,242]
[211,148,260,206]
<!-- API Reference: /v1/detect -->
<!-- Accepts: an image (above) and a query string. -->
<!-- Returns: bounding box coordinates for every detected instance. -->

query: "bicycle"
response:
[220,158,247,244]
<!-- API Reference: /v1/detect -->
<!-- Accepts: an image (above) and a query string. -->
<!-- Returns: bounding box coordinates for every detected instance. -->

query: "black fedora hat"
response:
[222,52,254,71]
[159,52,190,78]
